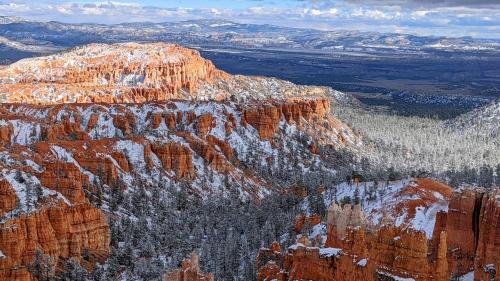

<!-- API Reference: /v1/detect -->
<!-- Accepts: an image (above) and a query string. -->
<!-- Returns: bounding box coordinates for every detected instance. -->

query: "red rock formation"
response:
[258,184,500,281]
[113,114,135,136]
[294,214,321,233]
[442,188,500,279]
[38,162,88,204]
[111,151,130,173]
[473,189,500,280]
[0,201,110,281]
[0,123,13,144]
[179,132,233,173]
[257,243,374,281]
[206,135,233,161]
[151,142,195,179]
[0,180,17,217]
[0,42,359,281]
[243,99,331,140]
[196,114,214,136]
[259,188,452,281]
[163,252,214,281]
[0,43,228,104]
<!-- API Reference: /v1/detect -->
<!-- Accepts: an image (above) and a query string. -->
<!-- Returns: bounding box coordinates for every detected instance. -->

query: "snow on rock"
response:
[309,223,327,246]
[357,258,368,267]
[2,169,71,215]
[319,247,343,257]
[458,271,474,281]
[0,96,350,202]
[114,140,146,171]
[50,145,95,182]
[9,120,40,145]
[325,178,453,239]
[377,271,416,281]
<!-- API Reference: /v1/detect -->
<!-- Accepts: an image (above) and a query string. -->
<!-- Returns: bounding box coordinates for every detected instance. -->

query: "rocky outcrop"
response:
[151,142,195,179]
[196,114,214,136]
[325,203,368,247]
[442,188,500,279]
[258,195,450,281]
[180,133,233,173]
[474,189,500,281]
[242,99,331,140]
[163,252,213,281]
[0,180,17,217]
[258,184,500,281]
[38,162,89,204]
[257,241,373,281]
[0,42,359,281]
[0,43,228,104]
[0,123,13,144]
[0,201,110,281]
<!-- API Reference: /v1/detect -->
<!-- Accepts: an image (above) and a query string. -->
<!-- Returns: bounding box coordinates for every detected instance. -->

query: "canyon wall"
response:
[437,188,500,280]
[0,201,110,281]
[0,43,228,104]
[0,42,337,105]
[258,186,500,281]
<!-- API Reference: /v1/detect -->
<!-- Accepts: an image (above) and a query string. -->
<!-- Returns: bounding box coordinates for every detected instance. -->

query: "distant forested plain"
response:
[201,47,500,118]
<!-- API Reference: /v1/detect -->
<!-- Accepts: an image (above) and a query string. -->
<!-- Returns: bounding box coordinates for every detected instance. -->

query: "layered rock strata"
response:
[435,188,500,280]
[0,42,339,105]
[0,201,110,281]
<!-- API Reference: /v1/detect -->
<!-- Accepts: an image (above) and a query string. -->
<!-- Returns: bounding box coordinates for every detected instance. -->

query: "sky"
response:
[1,0,499,39]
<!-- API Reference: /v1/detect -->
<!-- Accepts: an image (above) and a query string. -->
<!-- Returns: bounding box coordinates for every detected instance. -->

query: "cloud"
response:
[0,1,498,39]
[316,0,500,8]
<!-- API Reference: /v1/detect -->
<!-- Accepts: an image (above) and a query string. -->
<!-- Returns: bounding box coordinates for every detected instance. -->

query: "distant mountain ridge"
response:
[0,17,498,63]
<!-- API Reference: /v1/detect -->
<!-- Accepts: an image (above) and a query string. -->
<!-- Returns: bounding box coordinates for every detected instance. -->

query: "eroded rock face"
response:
[163,253,214,281]
[0,98,352,195]
[442,188,500,279]
[0,180,16,217]
[242,99,331,141]
[0,43,227,104]
[258,181,452,281]
[0,201,110,281]
[325,203,368,247]
[0,98,354,279]
[257,242,374,281]
[151,142,195,179]
[258,184,500,281]
[0,42,341,105]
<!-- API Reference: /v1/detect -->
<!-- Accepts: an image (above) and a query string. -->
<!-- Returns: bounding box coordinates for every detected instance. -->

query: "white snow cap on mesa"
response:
[0,42,198,84]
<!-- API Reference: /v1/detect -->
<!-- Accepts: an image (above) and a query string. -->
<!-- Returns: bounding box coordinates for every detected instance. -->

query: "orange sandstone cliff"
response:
[257,180,499,281]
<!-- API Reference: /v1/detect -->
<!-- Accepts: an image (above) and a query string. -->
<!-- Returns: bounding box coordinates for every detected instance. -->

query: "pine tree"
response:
[28,249,55,281]
[62,258,87,281]
[104,251,120,280]
[238,234,254,280]
[496,164,500,187]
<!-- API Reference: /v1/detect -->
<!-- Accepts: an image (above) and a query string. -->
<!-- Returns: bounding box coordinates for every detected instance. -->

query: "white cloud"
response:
[0,1,497,38]
[0,3,31,12]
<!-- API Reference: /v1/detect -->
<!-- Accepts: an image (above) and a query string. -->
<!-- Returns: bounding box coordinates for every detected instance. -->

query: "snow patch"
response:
[319,247,343,257]
[377,271,416,281]
[357,258,368,267]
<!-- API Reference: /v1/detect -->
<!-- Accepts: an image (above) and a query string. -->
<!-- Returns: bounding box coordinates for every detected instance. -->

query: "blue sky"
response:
[1,0,499,38]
